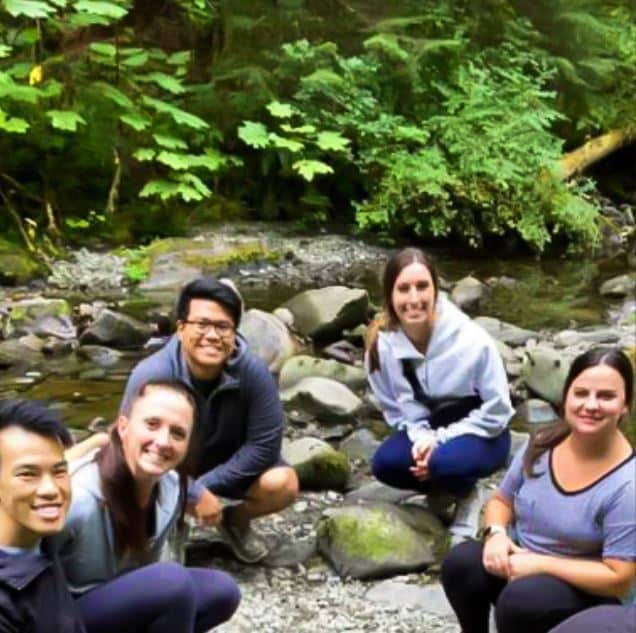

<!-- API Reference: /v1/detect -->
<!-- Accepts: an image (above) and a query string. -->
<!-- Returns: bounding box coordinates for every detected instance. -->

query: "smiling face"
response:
[117,386,194,484]
[391,261,437,332]
[0,426,70,547]
[177,298,236,380]
[564,364,628,438]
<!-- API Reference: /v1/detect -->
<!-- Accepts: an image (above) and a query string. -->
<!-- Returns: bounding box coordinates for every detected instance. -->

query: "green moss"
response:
[296,448,350,490]
[0,239,41,284]
[182,243,281,270]
[319,509,420,561]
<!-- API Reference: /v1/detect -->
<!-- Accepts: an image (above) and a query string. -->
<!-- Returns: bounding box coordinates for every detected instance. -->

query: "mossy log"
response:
[559,127,636,180]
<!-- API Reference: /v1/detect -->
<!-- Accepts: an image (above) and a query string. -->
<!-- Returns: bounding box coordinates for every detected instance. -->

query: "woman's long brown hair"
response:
[96,380,197,560]
[366,248,440,373]
[522,347,635,477]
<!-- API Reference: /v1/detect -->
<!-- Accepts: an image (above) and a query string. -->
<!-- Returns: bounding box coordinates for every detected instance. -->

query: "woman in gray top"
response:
[441,347,635,633]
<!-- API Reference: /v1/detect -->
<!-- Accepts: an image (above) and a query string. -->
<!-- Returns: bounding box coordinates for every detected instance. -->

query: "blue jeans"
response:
[76,562,241,633]
[372,429,510,495]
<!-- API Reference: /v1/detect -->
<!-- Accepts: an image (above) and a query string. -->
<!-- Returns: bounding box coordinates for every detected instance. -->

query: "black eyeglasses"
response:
[182,320,235,337]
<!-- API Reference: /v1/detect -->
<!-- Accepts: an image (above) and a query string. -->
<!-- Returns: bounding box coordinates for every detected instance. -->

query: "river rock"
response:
[553,327,620,348]
[75,345,123,367]
[0,337,44,367]
[239,309,299,373]
[0,238,40,285]
[607,299,636,326]
[521,347,571,406]
[514,399,558,427]
[79,309,153,349]
[339,429,381,464]
[474,316,537,347]
[451,276,485,311]
[344,480,414,505]
[599,273,636,298]
[366,581,453,616]
[316,503,445,580]
[282,286,368,340]
[2,298,71,339]
[31,314,77,340]
[282,437,351,491]
[279,355,367,391]
[280,377,363,423]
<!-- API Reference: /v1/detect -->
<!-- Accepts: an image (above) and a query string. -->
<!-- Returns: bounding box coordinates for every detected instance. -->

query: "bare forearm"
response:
[483,493,514,527]
[536,555,634,599]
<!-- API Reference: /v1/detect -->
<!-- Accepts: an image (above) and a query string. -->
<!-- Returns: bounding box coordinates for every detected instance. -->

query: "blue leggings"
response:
[76,562,241,633]
[372,429,510,495]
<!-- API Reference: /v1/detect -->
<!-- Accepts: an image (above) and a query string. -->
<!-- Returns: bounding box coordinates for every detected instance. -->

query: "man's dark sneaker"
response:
[217,509,269,564]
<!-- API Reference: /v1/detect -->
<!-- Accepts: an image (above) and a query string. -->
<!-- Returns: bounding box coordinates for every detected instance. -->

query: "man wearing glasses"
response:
[120,277,298,563]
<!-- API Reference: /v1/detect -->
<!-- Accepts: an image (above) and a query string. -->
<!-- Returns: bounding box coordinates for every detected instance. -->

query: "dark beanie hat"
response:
[176,276,243,325]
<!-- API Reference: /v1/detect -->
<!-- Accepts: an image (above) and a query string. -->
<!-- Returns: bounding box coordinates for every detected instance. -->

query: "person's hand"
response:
[508,552,545,580]
[410,436,437,480]
[187,489,222,527]
[482,533,526,579]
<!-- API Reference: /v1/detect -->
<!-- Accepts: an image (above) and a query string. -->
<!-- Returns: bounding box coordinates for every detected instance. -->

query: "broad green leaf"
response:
[46,110,87,131]
[281,124,316,134]
[122,52,149,67]
[68,12,111,26]
[74,1,128,19]
[237,121,270,148]
[153,134,187,149]
[94,82,134,109]
[155,151,225,172]
[139,179,180,200]
[316,131,350,152]
[268,133,303,152]
[167,51,191,66]
[266,101,295,118]
[133,148,156,161]
[0,75,41,103]
[3,0,55,18]
[0,46,11,59]
[121,112,150,131]
[89,42,117,57]
[180,173,212,197]
[138,72,185,94]
[0,109,29,134]
[292,160,333,182]
[142,96,208,129]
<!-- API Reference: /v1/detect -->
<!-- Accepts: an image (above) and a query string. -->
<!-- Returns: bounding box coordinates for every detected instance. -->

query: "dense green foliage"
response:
[1,0,635,255]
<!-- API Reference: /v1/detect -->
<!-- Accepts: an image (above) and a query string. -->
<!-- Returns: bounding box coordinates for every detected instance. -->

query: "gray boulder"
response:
[282,286,368,340]
[553,327,620,348]
[599,273,636,298]
[279,355,367,391]
[366,581,453,616]
[2,298,71,339]
[451,276,486,311]
[514,399,559,427]
[316,503,446,580]
[239,308,299,373]
[280,377,363,423]
[76,345,123,368]
[282,437,350,491]
[344,480,414,505]
[339,429,381,464]
[475,316,538,347]
[521,347,572,406]
[79,309,153,349]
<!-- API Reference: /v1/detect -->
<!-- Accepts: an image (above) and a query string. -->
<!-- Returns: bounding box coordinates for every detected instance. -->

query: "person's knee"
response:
[213,571,242,624]
[371,445,405,483]
[441,540,483,591]
[151,562,196,607]
[495,576,547,633]
[256,466,299,506]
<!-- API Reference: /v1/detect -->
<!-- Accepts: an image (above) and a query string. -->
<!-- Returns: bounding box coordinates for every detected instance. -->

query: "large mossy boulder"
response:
[79,309,153,349]
[238,309,299,373]
[317,503,446,580]
[280,376,363,423]
[282,286,368,340]
[279,355,367,391]
[0,239,41,285]
[282,437,351,491]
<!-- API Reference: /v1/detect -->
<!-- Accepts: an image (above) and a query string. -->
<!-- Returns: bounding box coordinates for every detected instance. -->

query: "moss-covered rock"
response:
[520,346,572,406]
[316,503,445,580]
[0,239,41,285]
[279,355,367,391]
[2,298,71,339]
[282,437,350,491]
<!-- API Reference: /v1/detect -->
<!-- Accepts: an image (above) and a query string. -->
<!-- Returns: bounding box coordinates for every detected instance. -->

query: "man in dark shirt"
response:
[0,399,85,633]
[121,277,298,562]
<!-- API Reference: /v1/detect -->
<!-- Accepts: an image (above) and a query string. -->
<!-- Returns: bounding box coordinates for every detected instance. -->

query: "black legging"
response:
[441,540,619,633]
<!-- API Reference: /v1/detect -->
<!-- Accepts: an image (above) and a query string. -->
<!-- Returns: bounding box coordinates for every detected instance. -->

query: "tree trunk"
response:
[559,127,636,180]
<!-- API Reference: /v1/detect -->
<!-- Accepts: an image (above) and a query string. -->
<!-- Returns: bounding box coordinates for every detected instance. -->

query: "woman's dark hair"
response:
[176,276,243,326]
[97,380,197,559]
[523,347,634,477]
[367,248,440,373]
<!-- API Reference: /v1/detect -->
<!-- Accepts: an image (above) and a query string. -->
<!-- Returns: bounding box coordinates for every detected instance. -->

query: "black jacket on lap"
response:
[0,543,85,633]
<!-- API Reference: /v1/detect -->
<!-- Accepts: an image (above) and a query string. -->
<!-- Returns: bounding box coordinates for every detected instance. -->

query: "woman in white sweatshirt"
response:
[366,248,514,539]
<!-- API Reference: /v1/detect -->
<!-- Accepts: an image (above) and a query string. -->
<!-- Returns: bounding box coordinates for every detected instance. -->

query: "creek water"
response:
[0,247,631,434]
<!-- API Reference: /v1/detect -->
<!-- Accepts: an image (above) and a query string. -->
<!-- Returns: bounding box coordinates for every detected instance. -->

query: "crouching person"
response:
[0,399,85,633]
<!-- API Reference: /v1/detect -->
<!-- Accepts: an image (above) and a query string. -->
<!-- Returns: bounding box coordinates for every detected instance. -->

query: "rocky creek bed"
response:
[0,223,635,632]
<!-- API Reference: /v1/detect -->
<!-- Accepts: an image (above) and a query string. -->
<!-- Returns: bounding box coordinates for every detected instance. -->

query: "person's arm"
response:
[195,358,283,494]
[435,338,514,444]
[65,433,109,462]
